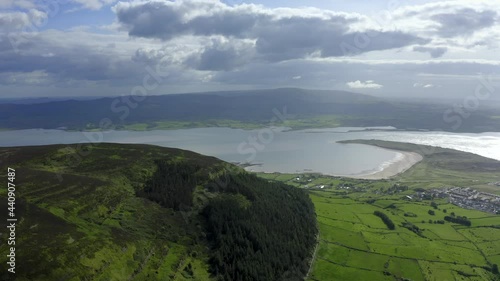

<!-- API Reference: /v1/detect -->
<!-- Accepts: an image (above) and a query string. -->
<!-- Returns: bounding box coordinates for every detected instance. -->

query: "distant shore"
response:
[348,151,423,180]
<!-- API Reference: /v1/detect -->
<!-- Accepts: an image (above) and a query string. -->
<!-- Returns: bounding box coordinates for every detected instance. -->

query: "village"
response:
[414,186,500,214]
[289,173,500,214]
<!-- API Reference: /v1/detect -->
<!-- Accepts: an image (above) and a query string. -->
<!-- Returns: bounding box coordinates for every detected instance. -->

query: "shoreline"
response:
[346,151,423,180]
[246,150,423,180]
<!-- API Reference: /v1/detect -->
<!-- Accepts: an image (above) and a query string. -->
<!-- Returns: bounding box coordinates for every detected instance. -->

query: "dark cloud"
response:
[431,8,497,37]
[0,32,141,84]
[195,47,242,71]
[321,30,428,57]
[115,0,427,63]
[115,1,188,40]
[189,10,262,38]
[413,46,448,58]
[254,16,349,60]
[115,1,259,40]
[185,38,254,71]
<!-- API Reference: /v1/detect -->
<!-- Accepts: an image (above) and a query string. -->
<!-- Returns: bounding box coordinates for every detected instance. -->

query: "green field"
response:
[85,115,358,132]
[259,141,500,281]
[308,193,498,280]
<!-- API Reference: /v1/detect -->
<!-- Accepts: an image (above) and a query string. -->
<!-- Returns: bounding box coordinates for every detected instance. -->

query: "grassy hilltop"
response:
[0,143,317,281]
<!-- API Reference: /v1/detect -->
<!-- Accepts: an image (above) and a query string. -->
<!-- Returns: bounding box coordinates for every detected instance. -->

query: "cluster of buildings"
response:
[416,187,500,214]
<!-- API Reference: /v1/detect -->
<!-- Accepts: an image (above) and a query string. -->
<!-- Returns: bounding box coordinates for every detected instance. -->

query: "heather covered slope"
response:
[0,143,317,281]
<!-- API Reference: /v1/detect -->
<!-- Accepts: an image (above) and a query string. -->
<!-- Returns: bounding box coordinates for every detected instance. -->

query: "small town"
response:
[415,186,500,214]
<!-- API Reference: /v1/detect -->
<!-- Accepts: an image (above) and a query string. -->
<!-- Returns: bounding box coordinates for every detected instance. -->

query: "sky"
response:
[1,0,500,99]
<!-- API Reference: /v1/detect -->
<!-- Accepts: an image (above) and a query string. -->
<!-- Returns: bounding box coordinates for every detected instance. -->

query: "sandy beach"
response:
[348,151,423,180]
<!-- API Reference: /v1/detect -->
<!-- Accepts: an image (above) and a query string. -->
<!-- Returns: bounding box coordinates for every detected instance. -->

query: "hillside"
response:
[0,88,498,132]
[0,143,317,281]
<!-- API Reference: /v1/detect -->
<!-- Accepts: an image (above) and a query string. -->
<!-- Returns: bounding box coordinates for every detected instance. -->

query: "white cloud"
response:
[413,83,435,88]
[0,9,47,32]
[71,0,117,11]
[346,80,383,89]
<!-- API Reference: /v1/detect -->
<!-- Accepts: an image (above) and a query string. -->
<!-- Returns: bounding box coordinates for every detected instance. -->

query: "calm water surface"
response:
[1,127,499,176]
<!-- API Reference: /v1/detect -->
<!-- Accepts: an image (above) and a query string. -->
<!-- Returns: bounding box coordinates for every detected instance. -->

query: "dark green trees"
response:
[138,159,318,280]
[444,215,471,226]
[374,211,395,230]
[203,172,318,281]
[139,160,199,210]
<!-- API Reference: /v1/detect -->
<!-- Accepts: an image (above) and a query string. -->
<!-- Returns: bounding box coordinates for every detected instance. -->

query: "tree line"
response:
[444,215,471,226]
[374,211,395,230]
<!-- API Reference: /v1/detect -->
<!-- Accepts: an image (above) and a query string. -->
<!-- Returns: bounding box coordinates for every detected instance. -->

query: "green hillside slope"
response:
[0,143,317,281]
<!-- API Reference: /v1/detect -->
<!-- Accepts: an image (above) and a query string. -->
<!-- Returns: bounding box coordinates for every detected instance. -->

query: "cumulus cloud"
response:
[114,0,260,40]
[0,10,47,32]
[0,30,146,84]
[346,80,383,89]
[114,0,427,63]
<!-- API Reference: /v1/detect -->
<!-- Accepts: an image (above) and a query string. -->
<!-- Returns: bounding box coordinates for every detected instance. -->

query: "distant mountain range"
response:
[0,88,498,132]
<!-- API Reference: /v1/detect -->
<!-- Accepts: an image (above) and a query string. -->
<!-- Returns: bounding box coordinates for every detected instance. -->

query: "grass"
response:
[97,119,265,131]
[281,115,342,130]
[305,191,498,280]
[78,114,365,132]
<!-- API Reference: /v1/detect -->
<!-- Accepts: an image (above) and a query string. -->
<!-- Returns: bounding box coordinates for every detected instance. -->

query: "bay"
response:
[1,127,499,176]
